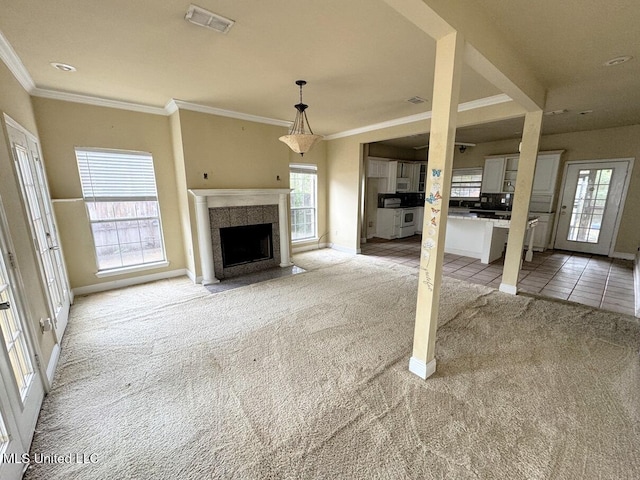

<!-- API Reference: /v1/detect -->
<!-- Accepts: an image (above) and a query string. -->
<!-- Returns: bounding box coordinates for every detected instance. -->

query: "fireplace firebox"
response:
[220,223,273,268]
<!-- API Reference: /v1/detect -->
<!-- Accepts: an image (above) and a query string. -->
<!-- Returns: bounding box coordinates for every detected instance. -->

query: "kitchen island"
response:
[444,211,538,264]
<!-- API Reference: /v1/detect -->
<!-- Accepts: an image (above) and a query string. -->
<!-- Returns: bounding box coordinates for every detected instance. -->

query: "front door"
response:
[4,115,70,342]
[0,195,46,480]
[555,160,630,255]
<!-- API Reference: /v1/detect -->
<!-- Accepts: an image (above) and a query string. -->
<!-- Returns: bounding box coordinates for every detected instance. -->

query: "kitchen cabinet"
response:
[481,151,563,198]
[532,153,561,196]
[376,208,401,239]
[502,156,519,193]
[415,206,425,233]
[366,157,397,194]
[396,161,423,192]
[417,163,427,192]
[366,158,388,178]
[382,161,398,193]
[481,157,506,193]
[530,212,555,251]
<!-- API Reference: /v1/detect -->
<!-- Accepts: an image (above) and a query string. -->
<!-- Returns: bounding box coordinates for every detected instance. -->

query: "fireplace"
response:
[189,189,292,285]
[220,223,273,268]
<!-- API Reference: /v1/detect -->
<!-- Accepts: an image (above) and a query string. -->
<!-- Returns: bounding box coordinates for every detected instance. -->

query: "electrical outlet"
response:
[203,173,208,179]
[368,221,373,227]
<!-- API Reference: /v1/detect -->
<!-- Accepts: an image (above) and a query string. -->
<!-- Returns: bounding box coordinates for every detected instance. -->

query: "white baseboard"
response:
[612,251,636,260]
[72,268,189,296]
[185,268,198,283]
[292,242,329,254]
[499,283,518,295]
[634,251,640,317]
[409,357,437,379]
[329,243,360,255]
[46,343,61,385]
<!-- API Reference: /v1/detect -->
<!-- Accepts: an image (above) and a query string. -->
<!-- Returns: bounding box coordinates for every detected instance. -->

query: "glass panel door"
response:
[0,402,26,480]
[566,169,612,243]
[555,161,629,255]
[5,117,70,341]
[0,193,45,478]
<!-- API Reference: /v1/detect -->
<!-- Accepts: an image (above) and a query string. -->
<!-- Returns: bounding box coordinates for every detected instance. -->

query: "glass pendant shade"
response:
[279,80,323,156]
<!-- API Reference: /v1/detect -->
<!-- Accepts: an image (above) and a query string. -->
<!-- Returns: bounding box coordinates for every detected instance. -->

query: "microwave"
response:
[396,177,411,192]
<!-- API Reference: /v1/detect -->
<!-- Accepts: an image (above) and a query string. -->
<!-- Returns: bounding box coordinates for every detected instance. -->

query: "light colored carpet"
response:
[25,249,640,479]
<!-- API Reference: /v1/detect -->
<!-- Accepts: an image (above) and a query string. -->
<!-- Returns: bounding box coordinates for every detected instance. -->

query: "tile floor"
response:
[361,235,637,317]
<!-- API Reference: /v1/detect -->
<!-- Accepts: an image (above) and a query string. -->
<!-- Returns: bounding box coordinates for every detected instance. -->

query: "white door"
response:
[5,116,70,341]
[555,160,630,255]
[0,196,46,480]
[0,393,27,480]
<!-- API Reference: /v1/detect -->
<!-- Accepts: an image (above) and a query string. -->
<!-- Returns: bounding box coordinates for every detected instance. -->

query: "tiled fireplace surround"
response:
[210,205,281,279]
[190,189,293,284]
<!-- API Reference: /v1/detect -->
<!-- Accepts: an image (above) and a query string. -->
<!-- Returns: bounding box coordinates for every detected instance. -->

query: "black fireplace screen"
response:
[220,223,273,268]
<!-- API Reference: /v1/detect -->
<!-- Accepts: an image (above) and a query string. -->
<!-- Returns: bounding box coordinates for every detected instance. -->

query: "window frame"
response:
[289,163,318,243]
[74,148,168,275]
[450,167,483,200]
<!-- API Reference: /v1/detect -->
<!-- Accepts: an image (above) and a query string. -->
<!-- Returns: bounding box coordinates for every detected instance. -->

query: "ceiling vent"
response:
[185,5,235,34]
[407,96,427,105]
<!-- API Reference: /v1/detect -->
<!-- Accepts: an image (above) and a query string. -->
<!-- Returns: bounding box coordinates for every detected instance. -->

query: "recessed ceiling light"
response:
[185,4,234,33]
[50,62,76,72]
[603,55,633,67]
[578,110,594,115]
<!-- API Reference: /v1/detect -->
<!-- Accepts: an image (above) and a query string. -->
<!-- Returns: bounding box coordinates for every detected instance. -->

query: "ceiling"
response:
[1,0,639,145]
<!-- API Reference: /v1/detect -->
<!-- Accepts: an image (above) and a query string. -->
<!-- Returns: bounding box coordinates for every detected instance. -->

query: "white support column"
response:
[278,193,293,267]
[194,195,219,285]
[500,110,543,294]
[410,31,464,380]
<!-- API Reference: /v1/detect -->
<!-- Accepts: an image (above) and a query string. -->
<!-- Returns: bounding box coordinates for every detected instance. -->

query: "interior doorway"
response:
[554,159,633,255]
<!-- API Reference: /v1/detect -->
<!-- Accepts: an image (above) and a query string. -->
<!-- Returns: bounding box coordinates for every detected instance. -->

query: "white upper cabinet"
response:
[481,157,506,193]
[532,153,561,196]
[367,157,388,178]
[481,151,562,196]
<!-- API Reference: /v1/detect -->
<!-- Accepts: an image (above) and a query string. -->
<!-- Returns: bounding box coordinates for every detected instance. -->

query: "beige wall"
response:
[169,110,196,275]
[175,109,328,276]
[450,124,640,254]
[31,97,186,288]
[326,101,525,251]
[0,62,57,364]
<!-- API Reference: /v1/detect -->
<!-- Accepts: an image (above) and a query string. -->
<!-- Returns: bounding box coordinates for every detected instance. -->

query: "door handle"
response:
[0,301,10,310]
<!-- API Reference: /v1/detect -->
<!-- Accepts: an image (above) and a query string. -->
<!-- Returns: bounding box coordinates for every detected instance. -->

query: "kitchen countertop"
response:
[448,210,539,228]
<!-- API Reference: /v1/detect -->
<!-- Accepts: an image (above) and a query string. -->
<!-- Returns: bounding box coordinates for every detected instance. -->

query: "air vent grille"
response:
[185,5,235,34]
[407,96,427,104]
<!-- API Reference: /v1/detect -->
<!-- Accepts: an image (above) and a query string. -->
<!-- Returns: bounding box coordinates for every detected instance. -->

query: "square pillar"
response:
[409,31,464,379]
[500,110,543,294]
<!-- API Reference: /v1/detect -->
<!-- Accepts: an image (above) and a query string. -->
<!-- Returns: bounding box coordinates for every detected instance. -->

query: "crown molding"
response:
[32,88,167,115]
[324,111,433,141]
[324,93,513,141]
[457,93,512,112]
[0,30,35,92]
[167,99,292,127]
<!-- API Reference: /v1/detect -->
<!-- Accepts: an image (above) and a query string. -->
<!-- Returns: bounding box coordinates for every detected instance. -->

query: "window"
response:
[290,164,317,242]
[75,148,166,272]
[451,168,483,199]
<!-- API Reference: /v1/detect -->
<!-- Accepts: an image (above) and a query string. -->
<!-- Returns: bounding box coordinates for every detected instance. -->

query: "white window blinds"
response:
[75,149,158,201]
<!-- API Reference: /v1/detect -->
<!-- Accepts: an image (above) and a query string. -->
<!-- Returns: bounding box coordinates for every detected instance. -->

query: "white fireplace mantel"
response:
[189,189,293,285]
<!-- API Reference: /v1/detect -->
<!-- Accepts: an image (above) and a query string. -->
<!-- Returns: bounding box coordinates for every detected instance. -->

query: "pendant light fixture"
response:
[279,80,323,156]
